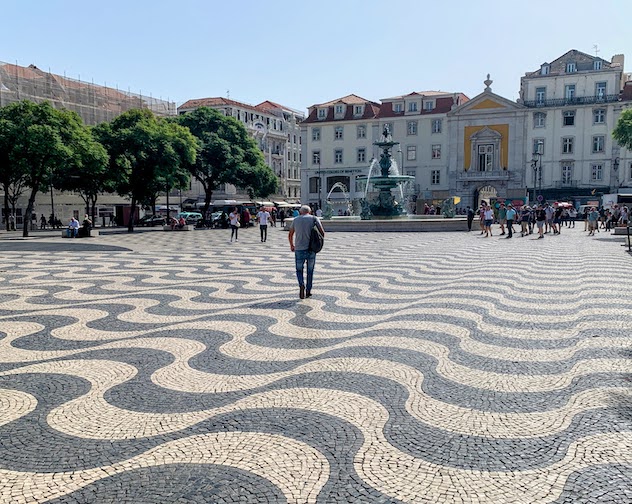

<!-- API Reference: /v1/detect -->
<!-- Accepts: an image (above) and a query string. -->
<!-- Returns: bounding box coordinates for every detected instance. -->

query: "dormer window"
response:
[425,101,435,111]
[353,105,363,115]
[566,62,577,73]
[393,103,403,113]
[335,104,344,115]
[317,108,326,119]
[540,64,550,75]
[594,60,602,70]
[408,102,418,112]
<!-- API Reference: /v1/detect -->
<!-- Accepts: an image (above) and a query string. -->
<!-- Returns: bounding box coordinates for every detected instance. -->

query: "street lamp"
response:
[531,152,543,203]
[49,171,55,227]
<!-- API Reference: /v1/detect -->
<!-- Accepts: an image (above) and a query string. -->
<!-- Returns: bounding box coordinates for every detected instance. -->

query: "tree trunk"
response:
[203,188,213,215]
[90,196,97,226]
[3,185,9,231]
[23,187,38,237]
[128,197,136,233]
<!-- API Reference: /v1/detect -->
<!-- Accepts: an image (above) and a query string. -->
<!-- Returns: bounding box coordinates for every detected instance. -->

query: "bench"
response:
[61,228,91,238]
[612,226,630,235]
[163,225,193,231]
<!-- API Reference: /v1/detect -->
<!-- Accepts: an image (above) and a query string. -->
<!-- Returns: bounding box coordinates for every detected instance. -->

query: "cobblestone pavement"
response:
[0,224,631,503]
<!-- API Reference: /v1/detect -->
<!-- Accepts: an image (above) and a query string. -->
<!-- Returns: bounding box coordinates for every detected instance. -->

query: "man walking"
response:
[256,206,271,242]
[497,203,507,235]
[288,205,325,299]
[505,204,516,238]
[466,206,474,231]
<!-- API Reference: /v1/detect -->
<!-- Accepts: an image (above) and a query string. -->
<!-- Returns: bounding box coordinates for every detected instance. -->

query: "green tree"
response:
[175,107,277,214]
[95,109,197,232]
[613,108,632,151]
[55,126,110,224]
[0,101,88,237]
[0,116,26,230]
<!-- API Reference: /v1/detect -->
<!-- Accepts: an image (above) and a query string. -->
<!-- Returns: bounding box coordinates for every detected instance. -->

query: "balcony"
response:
[523,94,620,108]
[457,169,510,181]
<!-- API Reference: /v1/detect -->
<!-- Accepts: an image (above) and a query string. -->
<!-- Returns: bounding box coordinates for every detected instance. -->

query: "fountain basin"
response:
[283,216,468,232]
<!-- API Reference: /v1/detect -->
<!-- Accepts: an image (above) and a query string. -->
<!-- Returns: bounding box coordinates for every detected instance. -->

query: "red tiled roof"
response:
[311,94,376,108]
[378,94,469,117]
[179,97,260,112]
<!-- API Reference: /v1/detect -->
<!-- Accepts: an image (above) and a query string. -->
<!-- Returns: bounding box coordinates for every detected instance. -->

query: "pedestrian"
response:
[544,204,554,233]
[520,206,530,237]
[587,207,599,235]
[483,204,494,237]
[466,206,474,231]
[568,206,577,228]
[553,205,563,234]
[40,214,47,229]
[478,202,486,234]
[535,204,546,239]
[8,214,15,231]
[256,206,271,242]
[229,207,240,242]
[505,204,516,238]
[497,203,507,235]
[288,205,325,299]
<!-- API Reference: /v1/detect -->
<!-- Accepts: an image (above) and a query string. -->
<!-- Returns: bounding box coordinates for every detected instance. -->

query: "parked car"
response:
[138,215,166,227]
[176,212,203,225]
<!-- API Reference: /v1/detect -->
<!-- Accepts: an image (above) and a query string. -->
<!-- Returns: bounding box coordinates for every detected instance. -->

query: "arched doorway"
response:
[477,185,497,207]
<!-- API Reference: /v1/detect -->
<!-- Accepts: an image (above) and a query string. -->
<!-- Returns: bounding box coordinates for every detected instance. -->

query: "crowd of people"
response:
[466,201,629,239]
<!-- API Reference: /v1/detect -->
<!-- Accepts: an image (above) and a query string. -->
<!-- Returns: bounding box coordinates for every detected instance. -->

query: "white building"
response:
[178,97,304,201]
[519,50,632,200]
[301,49,632,210]
[300,92,468,211]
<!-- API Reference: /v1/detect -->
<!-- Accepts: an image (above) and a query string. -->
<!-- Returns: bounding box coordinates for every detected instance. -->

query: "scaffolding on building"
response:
[0,61,176,125]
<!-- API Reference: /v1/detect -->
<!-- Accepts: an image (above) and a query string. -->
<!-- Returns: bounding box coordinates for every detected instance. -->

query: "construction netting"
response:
[0,61,176,125]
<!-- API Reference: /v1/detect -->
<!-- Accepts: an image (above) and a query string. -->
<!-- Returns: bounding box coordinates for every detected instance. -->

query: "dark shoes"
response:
[306,290,312,298]
[300,285,305,299]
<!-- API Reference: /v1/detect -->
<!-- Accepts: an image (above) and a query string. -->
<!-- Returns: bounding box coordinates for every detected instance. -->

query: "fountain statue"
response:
[441,197,456,218]
[356,125,415,217]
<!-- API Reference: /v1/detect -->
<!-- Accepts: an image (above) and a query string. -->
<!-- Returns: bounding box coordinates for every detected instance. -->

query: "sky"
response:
[2,0,631,113]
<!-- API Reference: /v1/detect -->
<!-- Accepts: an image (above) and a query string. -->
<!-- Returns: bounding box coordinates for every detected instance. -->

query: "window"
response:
[431,144,441,159]
[288,151,291,160]
[561,162,573,184]
[394,103,403,113]
[334,127,343,140]
[407,121,417,135]
[357,148,366,163]
[594,60,602,70]
[534,112,546,128]
[431,119,442,133]
[299,152,302,162]
[431,170,440,185]
[563,110,575,126]
[293,152,297,161]
[312,128,321,141]
[592,135,605,153]
[407,145,416,161]
[408,102,418,112]
[318,109,326,119]
[312,151,320,164]
[477,145,493,171]
[566,62,577,73]
[335,104,344,114]
[591,163,603,181]
[334,149,343,164]
[406,170,416,178]
[593,109,605,124]
[541,64,550,75]
[565,85,576,101]
[562,137,574,154]
[533,138,544,155]
[595,81,607,99]
[354,105,363,115]
[425,101,434,111]
[309,177,319,194]
[293,135,296,143]
[357,125,366,139]
[535,87,546,104]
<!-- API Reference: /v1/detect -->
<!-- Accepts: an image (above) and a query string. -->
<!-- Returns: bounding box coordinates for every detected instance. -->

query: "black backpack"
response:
[308,217,324,253]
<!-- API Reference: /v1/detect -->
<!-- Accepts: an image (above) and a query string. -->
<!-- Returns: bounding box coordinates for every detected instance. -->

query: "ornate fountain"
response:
[356,125,415,218]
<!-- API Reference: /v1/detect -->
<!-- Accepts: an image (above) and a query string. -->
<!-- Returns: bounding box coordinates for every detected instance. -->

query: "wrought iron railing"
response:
[457,169,510,180]
[523,94,620,108]
[554,180,579,188]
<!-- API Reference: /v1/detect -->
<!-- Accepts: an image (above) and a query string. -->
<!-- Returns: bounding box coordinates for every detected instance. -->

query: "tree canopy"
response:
[0,100,92,237]
[175,107,277,213]
[613,109,632,151]
[94,108,198,231]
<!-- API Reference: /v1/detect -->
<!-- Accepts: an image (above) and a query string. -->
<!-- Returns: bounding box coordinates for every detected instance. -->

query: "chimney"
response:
[611,54,624,68]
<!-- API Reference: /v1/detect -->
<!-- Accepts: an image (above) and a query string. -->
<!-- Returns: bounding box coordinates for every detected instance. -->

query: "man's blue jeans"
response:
[295,250,316,292]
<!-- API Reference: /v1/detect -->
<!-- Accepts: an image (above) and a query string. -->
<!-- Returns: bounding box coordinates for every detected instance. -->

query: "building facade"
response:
[301,49,632,211]
[178,97,305,202]
[300,92,468,212]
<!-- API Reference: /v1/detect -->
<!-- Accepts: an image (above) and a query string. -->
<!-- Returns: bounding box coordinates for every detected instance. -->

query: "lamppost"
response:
[316,159,322,210]
[49,171,55,227]
[612,157,620,192]
[531,152,542,203]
